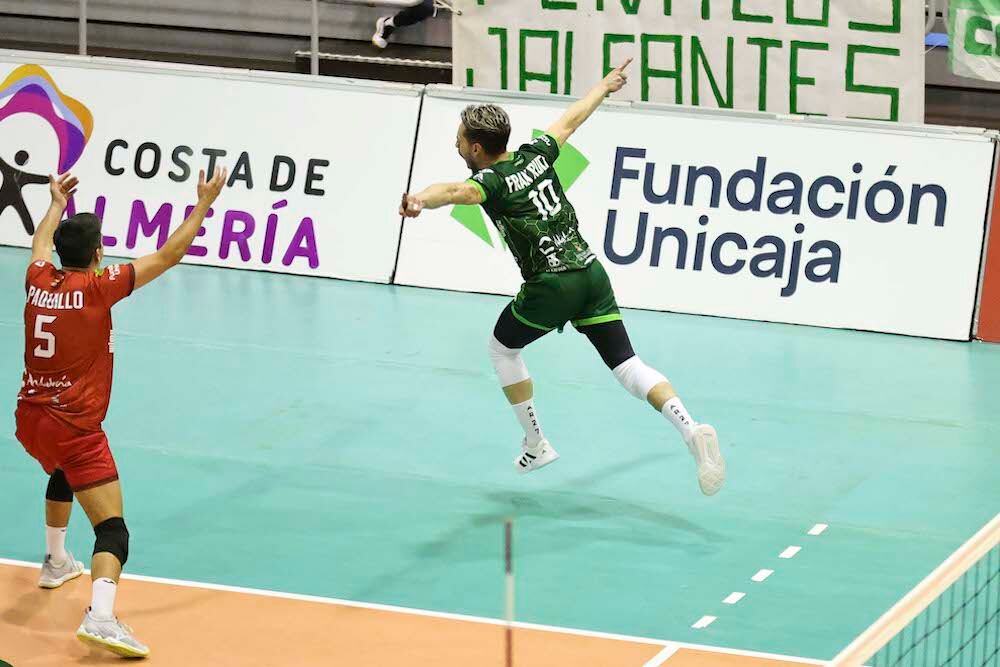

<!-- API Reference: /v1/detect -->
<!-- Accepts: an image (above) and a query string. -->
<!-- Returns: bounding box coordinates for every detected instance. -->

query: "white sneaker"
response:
[38,551,85,589]
[686,424,725,495]
[514,438,560,474]
[372,16,393,49]
[76,608,150,658]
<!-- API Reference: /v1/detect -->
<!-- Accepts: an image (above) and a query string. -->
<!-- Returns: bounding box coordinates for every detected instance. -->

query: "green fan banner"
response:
[452,0,925,122]
[949,0,1000,81]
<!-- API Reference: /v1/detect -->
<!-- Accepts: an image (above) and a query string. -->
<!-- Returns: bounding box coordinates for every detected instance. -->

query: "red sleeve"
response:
[95,263,135,307]
[25,260,52,293]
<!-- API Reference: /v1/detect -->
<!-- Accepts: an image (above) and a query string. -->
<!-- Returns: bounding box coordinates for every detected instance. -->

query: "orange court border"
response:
[0,559,824,666]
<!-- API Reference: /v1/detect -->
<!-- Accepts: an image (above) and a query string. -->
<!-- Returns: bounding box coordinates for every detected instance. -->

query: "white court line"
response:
[752,569,774,582]
[0,558,825,664]
[723,592,746,605]
[808,524,828,536]
[780,546,802,559]
[691,615,717,629]
[642,643,680,666]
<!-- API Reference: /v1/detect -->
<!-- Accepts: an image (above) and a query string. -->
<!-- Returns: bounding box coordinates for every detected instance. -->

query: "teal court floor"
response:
[1,245,998,661]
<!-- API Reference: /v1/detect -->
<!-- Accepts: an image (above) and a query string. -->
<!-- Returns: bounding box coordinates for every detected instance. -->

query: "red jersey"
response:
[18,260,135,432]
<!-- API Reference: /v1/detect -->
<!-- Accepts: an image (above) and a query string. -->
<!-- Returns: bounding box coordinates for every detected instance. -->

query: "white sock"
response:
[46,525,68,565]
[511,399,543,447]
[663,397,697,443]
[91,578,117,620]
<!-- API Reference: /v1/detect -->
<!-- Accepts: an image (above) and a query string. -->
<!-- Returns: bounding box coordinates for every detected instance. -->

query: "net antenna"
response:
[504,518,514,667]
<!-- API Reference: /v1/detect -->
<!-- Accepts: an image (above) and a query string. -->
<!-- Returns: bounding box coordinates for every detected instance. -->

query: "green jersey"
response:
[466,134,596,280]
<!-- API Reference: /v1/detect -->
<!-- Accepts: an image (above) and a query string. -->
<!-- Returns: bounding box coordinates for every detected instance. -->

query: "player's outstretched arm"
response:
[399,181,484,218]
[30,173,79,264]
[546,58,631,147]
[132,167,227,290]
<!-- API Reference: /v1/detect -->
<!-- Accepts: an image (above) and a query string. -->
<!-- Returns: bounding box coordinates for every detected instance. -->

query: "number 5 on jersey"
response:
[34,315,57,359]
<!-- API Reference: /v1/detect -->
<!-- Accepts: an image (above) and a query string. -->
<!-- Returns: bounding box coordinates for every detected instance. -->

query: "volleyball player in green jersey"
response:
[400,59,725,495]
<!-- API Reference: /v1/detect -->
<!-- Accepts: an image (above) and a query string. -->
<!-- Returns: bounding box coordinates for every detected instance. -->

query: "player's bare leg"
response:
[39,470,85,589]
[73,481,149,658]
[582,321,725,495]
[502,377,532,405]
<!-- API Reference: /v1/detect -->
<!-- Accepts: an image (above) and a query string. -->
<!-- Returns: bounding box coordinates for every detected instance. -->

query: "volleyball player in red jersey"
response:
[15,167,227,658]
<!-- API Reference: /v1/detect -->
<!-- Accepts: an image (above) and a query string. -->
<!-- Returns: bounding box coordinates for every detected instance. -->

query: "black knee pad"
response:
[93,517,129,566]
[45,470,73,502]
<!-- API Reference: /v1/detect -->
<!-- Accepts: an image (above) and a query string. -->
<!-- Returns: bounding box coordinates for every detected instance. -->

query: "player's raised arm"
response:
[399,181,484,218]
[546,58,632,147]
[132,167,227,290]
[30,173,79,264]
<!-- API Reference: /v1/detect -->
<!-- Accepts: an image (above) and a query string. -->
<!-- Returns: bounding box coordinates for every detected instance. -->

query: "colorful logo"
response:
[450,129,589,247]
[0,64,93,234]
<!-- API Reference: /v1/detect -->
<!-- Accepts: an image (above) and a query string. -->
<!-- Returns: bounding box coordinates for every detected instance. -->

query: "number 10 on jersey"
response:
[528,179,563,220]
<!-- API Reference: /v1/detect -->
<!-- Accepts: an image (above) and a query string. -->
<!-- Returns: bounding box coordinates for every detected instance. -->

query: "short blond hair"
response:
[460,104,511,154]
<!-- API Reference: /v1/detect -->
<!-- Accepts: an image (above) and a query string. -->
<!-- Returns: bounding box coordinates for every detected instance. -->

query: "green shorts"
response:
[510,260,622,332]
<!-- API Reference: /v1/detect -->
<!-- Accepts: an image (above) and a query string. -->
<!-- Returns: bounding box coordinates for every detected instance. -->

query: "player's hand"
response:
[197,167,228,206]
[603,58,632,95]
[399,193,424,218]
[49,173,79,209]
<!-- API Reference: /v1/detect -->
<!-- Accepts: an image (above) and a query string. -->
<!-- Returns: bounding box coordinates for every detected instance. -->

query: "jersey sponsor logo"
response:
[538,236,563,268]
[22,372,73,390]
[34,260,46,268]
[538,231,581,269]
[472,168,495,185]
[25,286,85,310]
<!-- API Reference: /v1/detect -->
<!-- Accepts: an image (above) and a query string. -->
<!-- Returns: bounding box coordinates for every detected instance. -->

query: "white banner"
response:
[0,53,420,283]
[396,90,996,340]
[949,0,1000,81]
[453,0,925,123]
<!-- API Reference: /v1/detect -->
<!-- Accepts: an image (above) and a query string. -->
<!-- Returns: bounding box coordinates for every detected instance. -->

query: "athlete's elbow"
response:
[449,183,469,203]
[453,185,480,206]
[548,125,572,146]
[159,245,186,267]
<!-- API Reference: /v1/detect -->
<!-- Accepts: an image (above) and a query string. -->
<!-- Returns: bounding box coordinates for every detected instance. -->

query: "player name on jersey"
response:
[503,155,552,193]
[25,286,85,311]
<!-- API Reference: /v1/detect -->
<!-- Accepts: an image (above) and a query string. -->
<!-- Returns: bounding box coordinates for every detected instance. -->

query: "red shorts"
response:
[14,402,119,492]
